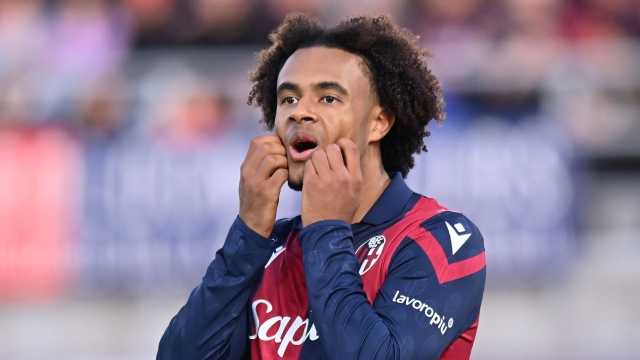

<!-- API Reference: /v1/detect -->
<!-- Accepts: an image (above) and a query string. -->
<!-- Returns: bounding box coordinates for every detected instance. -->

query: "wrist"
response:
[238,214,272,238]
[301,219,350,231]
[302,212,354,228]
[299,220,352,247]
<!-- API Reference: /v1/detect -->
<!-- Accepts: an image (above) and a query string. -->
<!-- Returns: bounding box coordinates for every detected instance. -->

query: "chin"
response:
[287,165,304,191]
[287,178,303,192]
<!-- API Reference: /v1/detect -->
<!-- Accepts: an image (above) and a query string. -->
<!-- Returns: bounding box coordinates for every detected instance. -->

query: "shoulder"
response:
[390,196,484,258]
[414,205,485,262]
[387,196,486,284]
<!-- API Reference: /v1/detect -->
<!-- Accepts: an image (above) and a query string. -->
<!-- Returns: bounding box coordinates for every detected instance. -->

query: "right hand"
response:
[239,135,289,238]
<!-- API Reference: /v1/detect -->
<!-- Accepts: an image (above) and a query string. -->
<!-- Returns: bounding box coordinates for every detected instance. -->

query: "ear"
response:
[368,105,395,143]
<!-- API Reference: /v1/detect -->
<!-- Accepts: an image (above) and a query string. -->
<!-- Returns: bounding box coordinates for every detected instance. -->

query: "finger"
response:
[241,135,285,170]
[242,135,275,165]
[266,168,288,189]
[254,154,288,181]
[310,149,331,177]
[336,138,361,177]
[325,143,347,172]
[242,138,287,176]
[304,158,317,180]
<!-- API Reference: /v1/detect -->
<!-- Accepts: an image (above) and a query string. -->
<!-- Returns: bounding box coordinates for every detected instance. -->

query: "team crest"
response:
[356,235,386,275]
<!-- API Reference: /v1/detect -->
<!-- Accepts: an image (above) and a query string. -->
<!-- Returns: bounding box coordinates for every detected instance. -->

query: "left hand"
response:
[301,138,363,227]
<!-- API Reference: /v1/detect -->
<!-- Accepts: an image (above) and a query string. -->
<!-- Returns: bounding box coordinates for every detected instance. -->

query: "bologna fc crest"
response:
[356,235,386,275]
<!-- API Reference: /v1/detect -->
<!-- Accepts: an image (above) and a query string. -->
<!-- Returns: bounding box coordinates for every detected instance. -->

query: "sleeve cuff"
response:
[233,216,279,248]
[300,219,351,238]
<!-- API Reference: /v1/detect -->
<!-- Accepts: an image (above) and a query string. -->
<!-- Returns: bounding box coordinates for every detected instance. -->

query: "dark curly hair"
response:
[248,14,445,178]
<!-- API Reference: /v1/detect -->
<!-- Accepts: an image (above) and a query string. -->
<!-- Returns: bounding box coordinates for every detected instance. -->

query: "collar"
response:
[358,172,414,225]
[294,171,413,229]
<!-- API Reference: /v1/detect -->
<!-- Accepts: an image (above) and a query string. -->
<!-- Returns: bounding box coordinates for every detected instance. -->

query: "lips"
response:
[289,132,318,162]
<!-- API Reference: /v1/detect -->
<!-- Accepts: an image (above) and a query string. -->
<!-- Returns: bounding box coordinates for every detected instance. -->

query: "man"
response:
[158,14,486,360]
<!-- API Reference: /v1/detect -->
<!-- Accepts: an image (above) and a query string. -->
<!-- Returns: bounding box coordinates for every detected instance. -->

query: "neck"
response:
[352,146,391,223]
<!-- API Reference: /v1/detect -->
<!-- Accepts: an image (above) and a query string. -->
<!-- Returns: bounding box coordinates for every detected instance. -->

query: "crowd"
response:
[1,0,639,138]
[0,0,638,297]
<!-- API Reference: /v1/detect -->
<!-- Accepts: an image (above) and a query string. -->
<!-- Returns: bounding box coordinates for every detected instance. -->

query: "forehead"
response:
[277,47,370,91]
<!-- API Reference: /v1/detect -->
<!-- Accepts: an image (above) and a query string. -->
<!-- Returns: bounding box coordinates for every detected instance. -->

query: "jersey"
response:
[157,172,486,360]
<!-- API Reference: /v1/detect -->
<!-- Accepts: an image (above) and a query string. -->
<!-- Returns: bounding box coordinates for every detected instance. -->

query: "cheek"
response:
[332,114,357,139]
[355,132,369,157]
[274,115,287,139]
[343,118,371,158]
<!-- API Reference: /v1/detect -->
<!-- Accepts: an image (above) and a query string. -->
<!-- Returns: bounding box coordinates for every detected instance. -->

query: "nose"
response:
[289,98,317,124]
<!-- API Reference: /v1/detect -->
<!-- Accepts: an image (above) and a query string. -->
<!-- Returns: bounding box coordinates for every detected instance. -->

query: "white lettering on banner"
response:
[250,299,319,357]
[392,290,454,335]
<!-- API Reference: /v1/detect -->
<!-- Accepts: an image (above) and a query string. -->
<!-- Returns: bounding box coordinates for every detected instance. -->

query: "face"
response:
[274,46,378,190]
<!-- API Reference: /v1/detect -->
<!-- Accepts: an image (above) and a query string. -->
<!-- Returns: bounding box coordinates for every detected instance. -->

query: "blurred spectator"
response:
[46,0,131,76]
[561,0,638,40]
[0,0,47,122]
[406,0,505,43]
[35,0,131,120]
[0,0,46,73]
[261,0,324,22]
[77,73,130,140]
[188,0,323,46]
[464,0,564,119]
[125,0,327,46]
[189,0,256,45]
[122,0,185,46]
[322,0,402,25]
[238,0,325,45]
[404,0,507,118]
[148,75,232,148]
[0,73,39,123]
[507,0,563,39]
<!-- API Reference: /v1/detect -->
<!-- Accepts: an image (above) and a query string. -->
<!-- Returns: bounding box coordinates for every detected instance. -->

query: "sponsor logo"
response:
[392,290,454,335]
[265,246,286,268]
[446,221,471,255]
[356,235,386,275]
[249,299,319,357]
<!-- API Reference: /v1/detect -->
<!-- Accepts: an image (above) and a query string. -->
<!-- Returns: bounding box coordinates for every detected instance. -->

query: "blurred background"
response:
[0,0,639,359]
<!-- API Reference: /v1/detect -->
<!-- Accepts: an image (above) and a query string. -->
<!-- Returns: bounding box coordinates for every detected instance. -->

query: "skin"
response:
[239,46,394,237]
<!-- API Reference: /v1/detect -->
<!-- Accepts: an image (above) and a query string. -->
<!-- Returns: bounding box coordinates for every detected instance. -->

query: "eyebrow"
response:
[276,82,300,96]
[312,81,348,96]
[276,81,349,97]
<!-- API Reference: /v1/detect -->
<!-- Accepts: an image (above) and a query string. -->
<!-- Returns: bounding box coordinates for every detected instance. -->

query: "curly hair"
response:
[248,14,445,178]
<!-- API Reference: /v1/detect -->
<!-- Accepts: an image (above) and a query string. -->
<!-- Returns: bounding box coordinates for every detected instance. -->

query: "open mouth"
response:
[289,135,318,161]
[293,140,317,153]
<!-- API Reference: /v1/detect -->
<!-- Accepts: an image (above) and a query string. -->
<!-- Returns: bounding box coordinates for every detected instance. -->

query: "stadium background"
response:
[0,0,639,359]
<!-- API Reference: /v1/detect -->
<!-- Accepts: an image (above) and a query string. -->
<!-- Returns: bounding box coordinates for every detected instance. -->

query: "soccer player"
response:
[158,14,486,360]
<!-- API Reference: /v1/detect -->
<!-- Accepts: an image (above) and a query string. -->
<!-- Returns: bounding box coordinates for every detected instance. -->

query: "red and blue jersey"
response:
[158,172,486,359]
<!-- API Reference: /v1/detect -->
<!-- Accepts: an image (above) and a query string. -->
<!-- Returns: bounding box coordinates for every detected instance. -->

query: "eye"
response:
[321,96,338,104]
[281,96,298,105]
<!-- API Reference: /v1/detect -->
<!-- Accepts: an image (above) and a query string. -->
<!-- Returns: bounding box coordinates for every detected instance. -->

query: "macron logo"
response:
[445,222,471,255]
